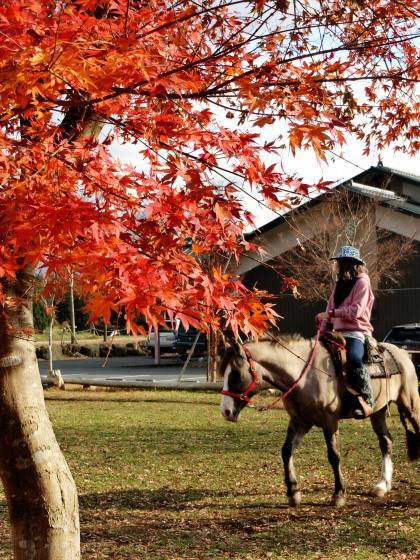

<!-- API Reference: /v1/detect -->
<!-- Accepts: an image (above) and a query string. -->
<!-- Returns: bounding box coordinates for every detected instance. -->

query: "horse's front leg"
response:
[323,424,346,507]
[281,420,312,506]
[370,408,393,496]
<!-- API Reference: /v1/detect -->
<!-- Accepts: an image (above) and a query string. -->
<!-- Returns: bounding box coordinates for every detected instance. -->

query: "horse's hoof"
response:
[288,491,302,507]
[371,486,386,497]
[332,495,346,507]
[371,480,392,497]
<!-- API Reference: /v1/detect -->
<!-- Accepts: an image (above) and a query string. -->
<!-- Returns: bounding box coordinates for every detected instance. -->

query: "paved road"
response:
[38,355,207,384]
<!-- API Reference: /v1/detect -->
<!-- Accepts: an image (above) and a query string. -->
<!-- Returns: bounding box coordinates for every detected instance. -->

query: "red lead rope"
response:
[221,328,322,410]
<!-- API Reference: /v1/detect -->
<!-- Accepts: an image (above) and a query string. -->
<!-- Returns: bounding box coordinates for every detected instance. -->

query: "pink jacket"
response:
[320,273,374,334]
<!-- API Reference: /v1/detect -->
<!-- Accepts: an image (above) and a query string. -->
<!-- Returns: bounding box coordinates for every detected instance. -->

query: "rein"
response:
[266,331,334,377]
[221,328,322,411]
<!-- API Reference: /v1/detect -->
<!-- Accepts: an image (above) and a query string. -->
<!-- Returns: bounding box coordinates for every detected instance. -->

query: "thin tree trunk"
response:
[47,300,54,374]
[68,272,77,345]
[0,271,80,559]
[207,329,221,382]
[154,328,161,365]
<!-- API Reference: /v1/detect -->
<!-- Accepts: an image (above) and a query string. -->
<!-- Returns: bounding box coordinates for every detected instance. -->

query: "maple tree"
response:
[0,0,418,558]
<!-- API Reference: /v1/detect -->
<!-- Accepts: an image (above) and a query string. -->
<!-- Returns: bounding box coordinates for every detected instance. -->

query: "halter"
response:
[220,346,259,403]
[221,328,321,410]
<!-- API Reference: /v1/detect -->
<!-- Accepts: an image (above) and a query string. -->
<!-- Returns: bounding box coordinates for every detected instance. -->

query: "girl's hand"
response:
[315,312,330,322]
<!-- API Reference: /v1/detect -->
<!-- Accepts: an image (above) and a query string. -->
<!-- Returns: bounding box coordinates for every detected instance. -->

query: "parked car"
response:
[174,324,207,358]
[383,323,420,381]
[146,319,180,357]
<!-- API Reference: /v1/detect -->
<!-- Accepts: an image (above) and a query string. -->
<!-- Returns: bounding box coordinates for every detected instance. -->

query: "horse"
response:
[219,333,420,507]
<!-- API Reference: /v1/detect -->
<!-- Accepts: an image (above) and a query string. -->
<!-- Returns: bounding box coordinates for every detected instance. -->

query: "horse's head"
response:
[218,339,259,422]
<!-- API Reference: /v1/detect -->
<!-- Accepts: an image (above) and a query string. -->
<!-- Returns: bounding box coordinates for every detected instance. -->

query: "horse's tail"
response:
[398,408,420,462]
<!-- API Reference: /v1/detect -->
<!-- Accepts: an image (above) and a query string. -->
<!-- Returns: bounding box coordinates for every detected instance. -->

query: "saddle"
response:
[321,331,400,419]
[321,331,400,379]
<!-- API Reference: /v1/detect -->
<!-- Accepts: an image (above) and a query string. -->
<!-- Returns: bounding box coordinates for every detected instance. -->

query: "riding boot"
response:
[346,365,374,419]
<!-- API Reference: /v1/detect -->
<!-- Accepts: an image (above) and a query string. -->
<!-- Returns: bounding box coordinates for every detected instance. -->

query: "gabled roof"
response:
[354,165,420,186]
[246,165,420,239]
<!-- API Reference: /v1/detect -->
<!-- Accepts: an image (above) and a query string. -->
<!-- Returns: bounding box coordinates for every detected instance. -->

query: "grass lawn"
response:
[0,389,419,559]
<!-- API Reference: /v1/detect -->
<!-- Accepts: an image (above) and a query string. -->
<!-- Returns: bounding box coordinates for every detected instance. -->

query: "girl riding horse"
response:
[316,245,374,418]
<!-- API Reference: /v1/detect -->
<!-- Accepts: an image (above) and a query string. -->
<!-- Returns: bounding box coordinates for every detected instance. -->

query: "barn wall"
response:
[242,264,325,337]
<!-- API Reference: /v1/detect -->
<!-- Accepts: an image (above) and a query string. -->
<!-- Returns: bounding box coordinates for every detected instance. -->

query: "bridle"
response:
[221,328,322,410]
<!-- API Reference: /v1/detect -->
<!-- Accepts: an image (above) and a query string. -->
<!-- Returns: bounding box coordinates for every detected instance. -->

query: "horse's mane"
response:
[257,330,308,345]
[219,331,310,375]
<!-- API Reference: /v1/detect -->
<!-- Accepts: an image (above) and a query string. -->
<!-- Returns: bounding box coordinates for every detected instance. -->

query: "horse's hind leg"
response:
[323,424,346,507]
[281,420,311,506]
[370,407,393,496]
[397,392,420,462]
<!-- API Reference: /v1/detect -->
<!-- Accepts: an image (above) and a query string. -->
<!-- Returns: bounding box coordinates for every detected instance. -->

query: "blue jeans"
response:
[345,337,365,369]
[344,336,374,408]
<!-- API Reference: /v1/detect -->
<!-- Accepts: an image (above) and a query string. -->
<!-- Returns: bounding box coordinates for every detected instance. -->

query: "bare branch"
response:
[270,190,415,302]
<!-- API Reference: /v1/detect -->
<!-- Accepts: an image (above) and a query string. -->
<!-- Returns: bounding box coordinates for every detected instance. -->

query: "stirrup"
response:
[345,384,373,419]
[353,399,373,419]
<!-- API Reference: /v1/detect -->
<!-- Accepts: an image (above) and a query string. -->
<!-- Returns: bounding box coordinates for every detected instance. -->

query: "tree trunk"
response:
[207,329,222,382]
[154,328,161,365]
[0,271,80,559]
[48,307,54,374]
[68,272,77,345]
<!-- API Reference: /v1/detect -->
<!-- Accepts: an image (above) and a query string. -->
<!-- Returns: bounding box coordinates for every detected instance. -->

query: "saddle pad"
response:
[366,345,400,378]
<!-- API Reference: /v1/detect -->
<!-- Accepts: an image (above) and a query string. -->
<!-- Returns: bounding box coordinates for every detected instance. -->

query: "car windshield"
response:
[385,328,420,345]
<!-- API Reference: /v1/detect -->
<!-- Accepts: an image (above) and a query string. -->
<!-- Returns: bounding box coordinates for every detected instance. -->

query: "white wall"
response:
[239,202,420,274]
[376,207,420,241]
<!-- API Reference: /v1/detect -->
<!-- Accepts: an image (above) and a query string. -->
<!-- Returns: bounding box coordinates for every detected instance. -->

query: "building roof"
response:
[246,165,420,239]
[355,165,420,185]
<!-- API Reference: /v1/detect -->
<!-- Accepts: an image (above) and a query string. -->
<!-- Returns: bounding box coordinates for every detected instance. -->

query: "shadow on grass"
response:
[79,487,234,511]
[77,487,420,559]
[1,489,418,559]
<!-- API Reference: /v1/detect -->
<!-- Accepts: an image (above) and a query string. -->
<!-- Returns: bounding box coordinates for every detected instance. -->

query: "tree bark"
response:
[207,329,222,382]
[0,271,80,559]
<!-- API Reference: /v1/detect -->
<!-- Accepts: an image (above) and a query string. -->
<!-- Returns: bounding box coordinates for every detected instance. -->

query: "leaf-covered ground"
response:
[0,389,419,559]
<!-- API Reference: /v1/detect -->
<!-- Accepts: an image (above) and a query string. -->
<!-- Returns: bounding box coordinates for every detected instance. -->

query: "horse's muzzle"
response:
[220,395,243,422]
[221,408,239,422]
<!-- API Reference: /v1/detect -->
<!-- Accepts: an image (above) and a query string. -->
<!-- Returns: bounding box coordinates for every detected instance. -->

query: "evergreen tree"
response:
[32,300,49,332]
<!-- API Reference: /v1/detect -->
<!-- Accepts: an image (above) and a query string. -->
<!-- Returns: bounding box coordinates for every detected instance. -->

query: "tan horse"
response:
[219,334,420,507]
